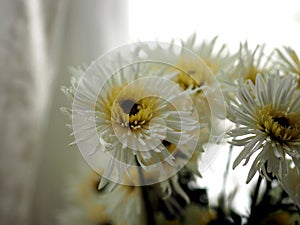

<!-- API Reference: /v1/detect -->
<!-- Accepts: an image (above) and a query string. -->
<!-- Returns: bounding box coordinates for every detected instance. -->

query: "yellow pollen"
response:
[257,105,299,143]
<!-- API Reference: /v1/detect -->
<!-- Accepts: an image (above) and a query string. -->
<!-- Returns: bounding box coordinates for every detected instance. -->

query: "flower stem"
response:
[135,157,156,225]
[251,175,262,213]
[220,144,233,210]
[141,184,156,225]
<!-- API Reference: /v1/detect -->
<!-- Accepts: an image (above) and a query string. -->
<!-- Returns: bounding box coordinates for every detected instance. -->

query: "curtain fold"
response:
[0,0,58,224]
[0,0,128,224]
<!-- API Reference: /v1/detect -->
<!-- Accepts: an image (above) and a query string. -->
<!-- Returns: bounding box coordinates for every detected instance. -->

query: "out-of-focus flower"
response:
[183,204,216,225]
[228,73,300,182]
[175,37,227,145]
[253,210,300,225]
[99,168,144,225]
[229,42,273,84]
[221,43,274,107]
[138,39,215,121]
[279,161,300,209]
[137,40,228,160]
[174,53,214,128]
[276,46,300,88]
[57,163,112,225]
[182,33,235,76]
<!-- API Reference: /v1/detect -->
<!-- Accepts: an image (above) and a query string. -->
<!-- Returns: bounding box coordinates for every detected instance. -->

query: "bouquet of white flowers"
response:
[60,34,300,225]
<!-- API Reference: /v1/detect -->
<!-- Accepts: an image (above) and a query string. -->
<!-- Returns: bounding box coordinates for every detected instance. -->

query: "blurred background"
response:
[0,0,299,225]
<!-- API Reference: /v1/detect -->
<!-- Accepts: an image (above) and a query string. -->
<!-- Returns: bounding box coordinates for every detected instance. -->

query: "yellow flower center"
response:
[116,96,156,130]
[257,105,299,143]
[175,57,209,91]
[95,84,159,131]
[244,66,262,84]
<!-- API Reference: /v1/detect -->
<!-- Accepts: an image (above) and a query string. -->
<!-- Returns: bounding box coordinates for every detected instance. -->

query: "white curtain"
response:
[0,1,128,225]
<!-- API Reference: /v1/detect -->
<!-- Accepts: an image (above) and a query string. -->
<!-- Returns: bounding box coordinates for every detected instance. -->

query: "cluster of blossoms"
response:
[225,44,300,188]
[60,34,300,225]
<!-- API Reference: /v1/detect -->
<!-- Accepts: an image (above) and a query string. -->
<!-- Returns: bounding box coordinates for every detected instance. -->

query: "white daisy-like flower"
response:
[137,40,227,176]
[182,33,236,76]
[221,42,274,103]
[137,39,213,100]
[173,37,228,168]
[137,38,223,112]
[279,161,300,209]
[234,42,273,83]
[64,47,203,186]
[228,72,300,182]
[173,53,215,134]
[275,46,300,88]
[176,35,228,128]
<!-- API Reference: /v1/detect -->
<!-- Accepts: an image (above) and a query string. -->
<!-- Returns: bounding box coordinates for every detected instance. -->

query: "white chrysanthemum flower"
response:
[144,39,228,171]
[234,42,273,83]
[138,39,226,145]
[64,52,203,186]
[57,163,112,225]
[173,37,228,166]
[176,35,228,128]
[279,162,300,209]
[276,46,300,88]
[173,54,215,137]
[182,33,236,76]
[228,72,300,183]
[221,42,274,103]
[138,40,229,180]
[96,69,200,183]
[137,39,213,100]
[138,38,226,119]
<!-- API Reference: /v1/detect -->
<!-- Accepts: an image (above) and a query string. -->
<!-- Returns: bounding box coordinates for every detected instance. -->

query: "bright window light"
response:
[129,0,300,51]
